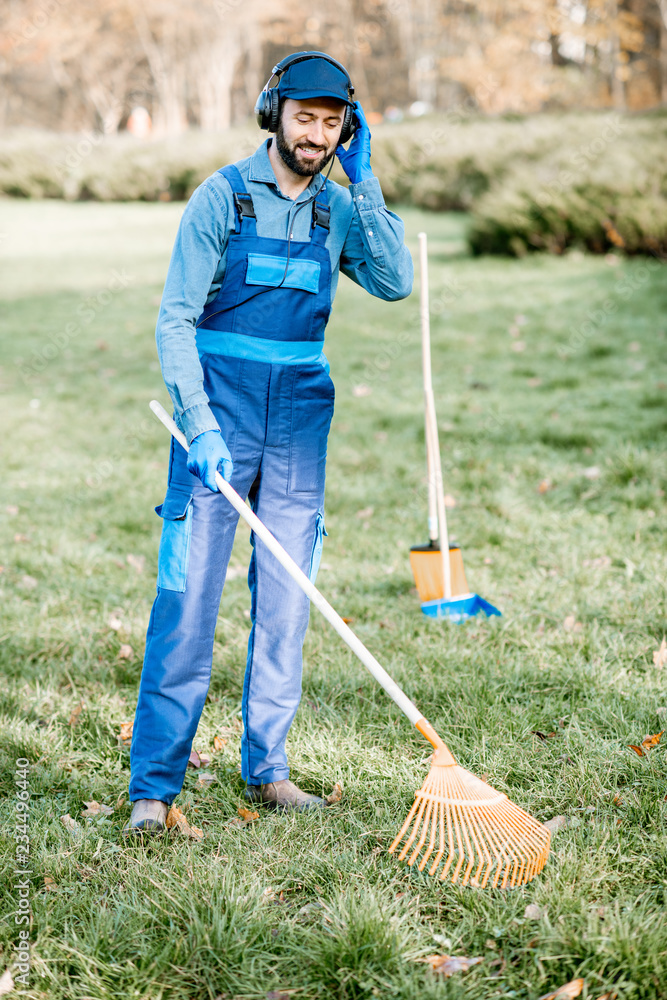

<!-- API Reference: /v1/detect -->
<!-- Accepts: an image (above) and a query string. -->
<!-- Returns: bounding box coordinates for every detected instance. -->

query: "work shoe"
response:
[122,798,168,836]
[245,779,326,812]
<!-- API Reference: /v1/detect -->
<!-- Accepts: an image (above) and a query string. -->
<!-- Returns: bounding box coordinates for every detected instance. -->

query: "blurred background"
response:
[2,0,666,255]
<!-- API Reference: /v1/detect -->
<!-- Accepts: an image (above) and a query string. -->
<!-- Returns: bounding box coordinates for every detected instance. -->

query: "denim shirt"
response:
[156,138,414,443]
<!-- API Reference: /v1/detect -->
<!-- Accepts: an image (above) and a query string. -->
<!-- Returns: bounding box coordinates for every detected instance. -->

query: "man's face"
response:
[275,97,345,177]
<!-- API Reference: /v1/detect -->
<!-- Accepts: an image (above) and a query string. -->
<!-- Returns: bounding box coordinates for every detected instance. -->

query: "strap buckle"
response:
[312,201,330,231]
[233,192,256,220]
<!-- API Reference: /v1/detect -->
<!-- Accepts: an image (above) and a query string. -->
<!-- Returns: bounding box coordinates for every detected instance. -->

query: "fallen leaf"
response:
[612,794,623,807]
[443,494,456,508]
[0,969,14,996]
[583,556,611,569]
[543,815,569,835]
[325,782,343,805]
[583,466,600,480]
[228,805,260,829]
[421,954,484,976]
[81,800,114,817]
[642,731,663,751]
[6,505,18,515]
[196,773,216,788]
[524,903,543,919]
[108,615,123,631]
[44,875,56,891]
[60,813,82,836]
[68,700,85,726]
[341,616,355,624]
[14,532,30,543]
[538,478,552,494]
[352,383,372,397]
[653,638,667,669]
[126,553,145,573]
[118,644,133,660]
[563,615,583,633]
[538,978,584,1000]
[594,993,617,1000]
[511,340,526,352]
[213,735,227,751]
[165,805,203,841]
[531,730,557,742]
[19,574,38,590]
[118,721,133,747]
[188,749,203,769]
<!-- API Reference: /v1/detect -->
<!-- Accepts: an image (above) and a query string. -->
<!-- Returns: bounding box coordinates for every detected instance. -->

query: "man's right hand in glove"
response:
[186,429,233,492]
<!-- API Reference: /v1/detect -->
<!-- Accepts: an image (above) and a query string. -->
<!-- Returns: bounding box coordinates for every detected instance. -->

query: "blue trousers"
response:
[129,355,334,804]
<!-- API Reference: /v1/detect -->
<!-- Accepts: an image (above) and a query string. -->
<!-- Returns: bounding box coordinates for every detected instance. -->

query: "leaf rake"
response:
[150,400,550,888]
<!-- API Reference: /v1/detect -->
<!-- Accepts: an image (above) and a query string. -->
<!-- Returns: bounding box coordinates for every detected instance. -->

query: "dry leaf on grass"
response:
[81,800,113,817]
[165,805,203,841]
[213,735,227,751]
[44,875,56,891]
[126,553,145,573]
[325,782,343,805]
[538,479,552,494]
[583,556,611,569]
[60,813,82,836]
[543,815,569,835]
[594,993,617,1000]
[524,903,544,919]
[538,977,584,1000]
[443,494,456,508]
[118,722,133,747]
[196,773,216,789]
[0,969,14,996]
[421,954,483,976]
[118,644,133,660]
[187,749,211,769]
[108,615,123,631]
[68,701,85,726]
[628,731,663,756]
[563,615,583,633]
[19,574,38,589]
[352,383,372,397]
[653,638,667,669]
[531,730,557,742]
[228,806,260,829]
[6,504,18,515]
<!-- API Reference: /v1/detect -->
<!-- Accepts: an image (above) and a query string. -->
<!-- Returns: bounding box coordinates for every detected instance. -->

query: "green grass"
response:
[0,200,666,1000]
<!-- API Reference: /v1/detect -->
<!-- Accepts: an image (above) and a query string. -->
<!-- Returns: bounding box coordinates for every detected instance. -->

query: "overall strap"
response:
[219,164,257,234]
[310,179,330,245]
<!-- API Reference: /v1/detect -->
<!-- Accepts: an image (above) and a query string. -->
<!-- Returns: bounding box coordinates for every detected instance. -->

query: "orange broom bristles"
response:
[389,743,550,889]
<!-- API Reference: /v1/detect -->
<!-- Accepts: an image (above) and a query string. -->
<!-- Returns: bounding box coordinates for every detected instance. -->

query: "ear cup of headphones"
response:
[339,104,355,145]
[254,88,281,132]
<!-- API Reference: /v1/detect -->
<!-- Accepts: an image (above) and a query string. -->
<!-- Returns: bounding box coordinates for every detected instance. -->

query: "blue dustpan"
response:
[421,592,501,623]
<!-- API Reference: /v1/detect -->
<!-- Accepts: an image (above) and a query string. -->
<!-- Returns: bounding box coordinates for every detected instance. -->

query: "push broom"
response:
[150,400,549,888]
[410,232,501,622]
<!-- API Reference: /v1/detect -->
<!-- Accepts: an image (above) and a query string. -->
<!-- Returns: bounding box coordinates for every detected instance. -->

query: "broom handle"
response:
[149,400,449,756]
[419,233,452,599]
[419,234,438,546]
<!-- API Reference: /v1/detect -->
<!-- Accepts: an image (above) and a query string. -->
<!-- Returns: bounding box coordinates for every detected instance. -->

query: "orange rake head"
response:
[389,746,550,889]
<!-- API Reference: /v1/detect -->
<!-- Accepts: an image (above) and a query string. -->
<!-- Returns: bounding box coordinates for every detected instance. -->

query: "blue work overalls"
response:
[129,165,335,804]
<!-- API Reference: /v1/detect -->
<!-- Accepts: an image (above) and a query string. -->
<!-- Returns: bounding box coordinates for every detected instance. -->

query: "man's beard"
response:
[275,120,335,176]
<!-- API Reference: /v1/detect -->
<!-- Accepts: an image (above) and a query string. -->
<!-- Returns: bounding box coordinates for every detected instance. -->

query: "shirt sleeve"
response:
[339,176,414,301]
[155,179,230,444]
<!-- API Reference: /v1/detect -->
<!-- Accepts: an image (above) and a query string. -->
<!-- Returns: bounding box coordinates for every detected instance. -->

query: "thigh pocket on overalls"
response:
[155,487,194,593]
[308,511,328,583]
[288,368,335,495]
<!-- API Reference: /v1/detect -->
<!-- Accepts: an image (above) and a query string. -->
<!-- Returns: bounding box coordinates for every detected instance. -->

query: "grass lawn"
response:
[0,198,666,1000]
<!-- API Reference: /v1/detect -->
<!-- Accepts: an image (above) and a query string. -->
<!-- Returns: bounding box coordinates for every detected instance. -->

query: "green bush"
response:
[1,112,666,255]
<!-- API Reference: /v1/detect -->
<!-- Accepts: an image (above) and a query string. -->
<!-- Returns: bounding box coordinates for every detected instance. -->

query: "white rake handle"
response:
[149,399,446,752]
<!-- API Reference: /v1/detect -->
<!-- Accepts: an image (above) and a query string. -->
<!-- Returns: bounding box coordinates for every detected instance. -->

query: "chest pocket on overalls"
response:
[236,253,322,340]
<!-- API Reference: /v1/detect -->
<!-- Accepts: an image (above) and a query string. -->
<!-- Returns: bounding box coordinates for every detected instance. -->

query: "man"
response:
[125,51,413,833]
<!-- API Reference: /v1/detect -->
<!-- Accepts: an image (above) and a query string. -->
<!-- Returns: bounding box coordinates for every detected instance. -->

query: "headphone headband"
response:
[255,50,356,142]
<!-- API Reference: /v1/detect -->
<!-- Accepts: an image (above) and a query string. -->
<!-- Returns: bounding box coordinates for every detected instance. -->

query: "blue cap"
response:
[277,54,354,107]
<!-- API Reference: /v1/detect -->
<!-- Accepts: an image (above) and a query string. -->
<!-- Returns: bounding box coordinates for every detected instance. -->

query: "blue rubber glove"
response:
[187,429,233,492]
[336,101,374,184]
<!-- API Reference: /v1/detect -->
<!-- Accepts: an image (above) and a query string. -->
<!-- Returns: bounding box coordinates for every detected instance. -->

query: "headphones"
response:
[254,51,356,144]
